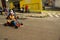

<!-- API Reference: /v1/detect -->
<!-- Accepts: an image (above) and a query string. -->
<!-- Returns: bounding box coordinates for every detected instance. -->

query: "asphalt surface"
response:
[0,14,60,40]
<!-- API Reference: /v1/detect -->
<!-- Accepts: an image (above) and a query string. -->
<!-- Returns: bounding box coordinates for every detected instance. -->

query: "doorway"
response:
[13,1,20,12]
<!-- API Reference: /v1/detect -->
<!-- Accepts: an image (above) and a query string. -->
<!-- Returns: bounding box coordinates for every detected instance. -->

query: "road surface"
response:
[0,14,60,40]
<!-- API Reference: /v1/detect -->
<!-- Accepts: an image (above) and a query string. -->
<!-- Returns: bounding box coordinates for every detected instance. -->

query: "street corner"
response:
[27,13,49,18]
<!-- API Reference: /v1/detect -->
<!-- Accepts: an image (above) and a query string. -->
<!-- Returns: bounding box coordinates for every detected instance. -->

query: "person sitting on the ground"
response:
[5,18,21,29]
[6,19,12,26]
[6,9,19,19]
[6,9,14,19]
[9,13,15,20]
[11,19,20,28]
[9,13,19,19]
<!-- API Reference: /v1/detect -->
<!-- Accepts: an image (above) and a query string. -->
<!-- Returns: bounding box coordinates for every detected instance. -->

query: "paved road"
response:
[0,15,60,40]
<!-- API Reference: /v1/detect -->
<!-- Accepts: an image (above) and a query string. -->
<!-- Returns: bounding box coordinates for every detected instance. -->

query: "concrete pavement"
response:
[0,14,60,40]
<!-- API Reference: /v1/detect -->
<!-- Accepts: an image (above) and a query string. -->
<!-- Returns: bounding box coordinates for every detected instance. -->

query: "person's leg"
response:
[12,21,18,29]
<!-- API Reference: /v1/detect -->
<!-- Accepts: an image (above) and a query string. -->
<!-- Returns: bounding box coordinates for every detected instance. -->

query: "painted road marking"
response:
[54,15,59,17]
[48,13,53,17]
[53,13,59,17]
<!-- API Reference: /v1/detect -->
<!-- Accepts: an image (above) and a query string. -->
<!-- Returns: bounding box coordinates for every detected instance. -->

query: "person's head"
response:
[10,12,14,16]
[10,10,14,15]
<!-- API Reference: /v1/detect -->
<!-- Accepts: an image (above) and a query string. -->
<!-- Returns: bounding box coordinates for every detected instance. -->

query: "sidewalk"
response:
[16,11,60,18]
[16,12,48,18]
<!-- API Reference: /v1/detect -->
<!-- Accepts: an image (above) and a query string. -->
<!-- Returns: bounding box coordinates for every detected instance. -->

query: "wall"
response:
[0,0,2,7]
[55,0,60,8]
[9,2,14,9]
[9,0,43,12]
[20,0,43,12]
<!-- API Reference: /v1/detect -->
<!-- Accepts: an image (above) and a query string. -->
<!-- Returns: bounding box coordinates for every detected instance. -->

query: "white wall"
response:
[55,0,60,8]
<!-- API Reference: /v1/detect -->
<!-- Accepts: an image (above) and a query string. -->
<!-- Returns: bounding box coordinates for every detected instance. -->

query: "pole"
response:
[6,0,8,6]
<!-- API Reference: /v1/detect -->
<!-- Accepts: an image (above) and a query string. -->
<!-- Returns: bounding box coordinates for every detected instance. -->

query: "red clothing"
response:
[25,5,28,10]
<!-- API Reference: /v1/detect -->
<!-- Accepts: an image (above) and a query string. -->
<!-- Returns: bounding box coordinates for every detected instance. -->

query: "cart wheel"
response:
[15,26,18,29]
[21,23,23,25]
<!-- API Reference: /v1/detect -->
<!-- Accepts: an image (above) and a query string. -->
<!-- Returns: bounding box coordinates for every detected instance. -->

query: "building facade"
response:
[9,0,43,12]
[0,0,43,12]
